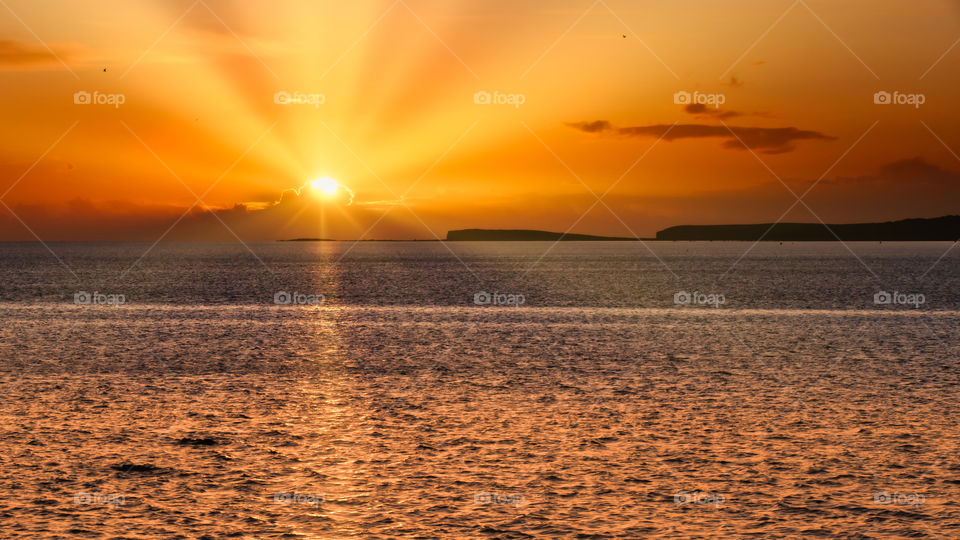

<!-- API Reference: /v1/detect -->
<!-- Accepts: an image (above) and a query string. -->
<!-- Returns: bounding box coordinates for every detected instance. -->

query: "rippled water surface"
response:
[2,242,959,538]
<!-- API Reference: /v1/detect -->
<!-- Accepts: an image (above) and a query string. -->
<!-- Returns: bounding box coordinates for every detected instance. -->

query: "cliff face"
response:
[655,216,960,241]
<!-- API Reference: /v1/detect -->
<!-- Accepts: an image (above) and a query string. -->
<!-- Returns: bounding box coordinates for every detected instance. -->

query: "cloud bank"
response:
[2,159,957,241]
[567,120,834,154]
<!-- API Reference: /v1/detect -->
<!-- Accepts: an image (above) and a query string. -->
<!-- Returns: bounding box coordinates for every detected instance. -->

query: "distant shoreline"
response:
[273,239,956,242]
[656,215,960,241]
[275,216,960,242]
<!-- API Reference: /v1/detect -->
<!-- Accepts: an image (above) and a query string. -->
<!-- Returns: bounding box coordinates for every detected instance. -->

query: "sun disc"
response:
[311,177,339,195]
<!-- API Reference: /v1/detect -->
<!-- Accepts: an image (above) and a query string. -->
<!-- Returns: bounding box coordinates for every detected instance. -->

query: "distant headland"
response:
[655,215,960,241]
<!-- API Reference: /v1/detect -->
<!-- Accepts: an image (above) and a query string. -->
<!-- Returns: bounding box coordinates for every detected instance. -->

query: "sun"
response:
[311,177,339,195]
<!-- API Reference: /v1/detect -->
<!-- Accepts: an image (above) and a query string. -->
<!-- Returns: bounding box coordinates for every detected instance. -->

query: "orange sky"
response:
[1,0,959,240]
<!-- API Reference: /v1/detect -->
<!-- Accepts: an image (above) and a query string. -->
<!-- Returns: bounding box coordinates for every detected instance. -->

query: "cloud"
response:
[683,103,741,120]
[0,181,413,241]
[567,120,834,154]
[777,157,960,223]
[567,120,612,133]
[722,76,744,88]
[279,180,357,206]
[876,157,956,183]
[0,40,71,69]
[821,157,960,188]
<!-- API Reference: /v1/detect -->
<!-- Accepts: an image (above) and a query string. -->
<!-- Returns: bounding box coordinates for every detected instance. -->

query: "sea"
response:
[1,241,959,538]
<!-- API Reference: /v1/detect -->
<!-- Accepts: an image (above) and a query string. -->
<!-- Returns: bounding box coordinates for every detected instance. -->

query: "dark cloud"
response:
[567,120,611,133]
[567,120,834,154]
[683,103,741,120]
[0,184,409,242]
[877,157,955,183]
[821,157,960,187]
[783,158,960,222]
[722,76,744,88]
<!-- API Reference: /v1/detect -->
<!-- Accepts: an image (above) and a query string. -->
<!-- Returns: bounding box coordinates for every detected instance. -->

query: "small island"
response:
[445,229,642,241]
[278,238,336,242]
